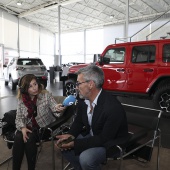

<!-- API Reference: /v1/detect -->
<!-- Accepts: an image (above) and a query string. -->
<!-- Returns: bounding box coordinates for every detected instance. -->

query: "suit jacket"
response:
[69,90,129,155]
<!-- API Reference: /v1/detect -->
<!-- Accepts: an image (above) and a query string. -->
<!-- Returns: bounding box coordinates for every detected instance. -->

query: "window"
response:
[163,44,170,62]
[132,45,156,63]
[104,47,125,63]
[17,59,44,66]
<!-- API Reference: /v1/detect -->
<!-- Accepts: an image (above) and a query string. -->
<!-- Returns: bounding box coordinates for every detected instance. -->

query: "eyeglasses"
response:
[76,80,89,87]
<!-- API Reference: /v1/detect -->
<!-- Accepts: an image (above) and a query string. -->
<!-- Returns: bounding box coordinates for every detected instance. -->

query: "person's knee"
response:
[79,148,106,170]
[79,152,94,169]
[79,153,89,169]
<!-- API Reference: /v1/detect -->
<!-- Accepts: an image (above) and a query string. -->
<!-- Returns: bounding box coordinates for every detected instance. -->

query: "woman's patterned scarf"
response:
[22,94,39,128]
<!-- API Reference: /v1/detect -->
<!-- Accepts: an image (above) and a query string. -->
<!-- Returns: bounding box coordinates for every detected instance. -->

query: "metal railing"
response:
[146,19,170,40]
[115,8,170,43]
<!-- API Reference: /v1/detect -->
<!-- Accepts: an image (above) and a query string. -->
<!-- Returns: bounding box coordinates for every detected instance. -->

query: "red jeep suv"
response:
[64,39,170,114]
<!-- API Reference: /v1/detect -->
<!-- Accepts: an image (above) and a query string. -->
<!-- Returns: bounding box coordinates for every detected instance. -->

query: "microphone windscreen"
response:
[62,95,76,106]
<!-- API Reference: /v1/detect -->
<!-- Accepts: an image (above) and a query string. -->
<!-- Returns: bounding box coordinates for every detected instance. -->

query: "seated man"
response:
[56,65,128,170]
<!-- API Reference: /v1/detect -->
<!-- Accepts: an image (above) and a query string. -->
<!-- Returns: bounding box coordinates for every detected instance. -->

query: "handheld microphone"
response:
[62,95,76,107]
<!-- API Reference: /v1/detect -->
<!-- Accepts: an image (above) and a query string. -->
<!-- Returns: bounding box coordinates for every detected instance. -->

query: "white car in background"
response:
[3,57,48,90]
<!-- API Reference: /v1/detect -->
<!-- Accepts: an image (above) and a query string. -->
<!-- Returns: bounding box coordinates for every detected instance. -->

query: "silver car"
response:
[3,57,48,90]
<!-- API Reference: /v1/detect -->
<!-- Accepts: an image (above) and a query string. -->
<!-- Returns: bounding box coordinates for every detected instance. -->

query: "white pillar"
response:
[124,0,129,42]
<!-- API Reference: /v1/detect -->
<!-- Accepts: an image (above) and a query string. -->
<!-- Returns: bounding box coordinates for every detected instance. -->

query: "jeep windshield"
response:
[17,59,44,66]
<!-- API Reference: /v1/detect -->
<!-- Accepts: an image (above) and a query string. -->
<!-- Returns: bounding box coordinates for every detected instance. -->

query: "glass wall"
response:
[86,29,103,63]
[60,31,84,64]
[59,28,103,64]
[0,9,55,71]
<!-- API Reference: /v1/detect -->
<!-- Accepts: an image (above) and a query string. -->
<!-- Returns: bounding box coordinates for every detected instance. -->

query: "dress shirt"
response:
[84,89,102,135]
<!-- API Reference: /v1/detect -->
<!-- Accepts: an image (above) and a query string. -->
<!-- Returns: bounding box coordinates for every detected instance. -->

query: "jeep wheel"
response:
[9,77,17,90]
[153,85,170,118]
[65,79,77,97]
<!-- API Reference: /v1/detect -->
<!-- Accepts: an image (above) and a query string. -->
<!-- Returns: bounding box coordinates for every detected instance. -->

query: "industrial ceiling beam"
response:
[18,0,82,18]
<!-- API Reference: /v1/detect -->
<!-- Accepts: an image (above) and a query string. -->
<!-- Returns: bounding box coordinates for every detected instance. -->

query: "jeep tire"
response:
[65,79,77,97]
[153,84,170,118]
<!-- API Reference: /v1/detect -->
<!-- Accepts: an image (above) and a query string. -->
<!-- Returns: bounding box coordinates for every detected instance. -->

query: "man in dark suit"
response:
[56,64,128,170]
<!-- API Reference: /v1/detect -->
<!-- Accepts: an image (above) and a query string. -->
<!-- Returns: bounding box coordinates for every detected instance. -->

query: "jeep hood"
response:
[68,63,89,73]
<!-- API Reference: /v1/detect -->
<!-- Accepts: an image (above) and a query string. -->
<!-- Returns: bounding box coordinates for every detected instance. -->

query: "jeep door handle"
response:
[143,68,153,72]
[116,68,125,72]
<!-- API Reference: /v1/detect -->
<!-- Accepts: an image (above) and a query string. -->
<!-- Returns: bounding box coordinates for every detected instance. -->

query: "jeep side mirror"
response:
[98,56,103,65]
[93,54,100,63]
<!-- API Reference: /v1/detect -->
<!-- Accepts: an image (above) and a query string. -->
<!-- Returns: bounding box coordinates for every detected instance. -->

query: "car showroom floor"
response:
[0,77,170,170]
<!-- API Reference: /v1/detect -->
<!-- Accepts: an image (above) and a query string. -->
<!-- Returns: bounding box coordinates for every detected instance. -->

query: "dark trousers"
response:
[12,128,50,170]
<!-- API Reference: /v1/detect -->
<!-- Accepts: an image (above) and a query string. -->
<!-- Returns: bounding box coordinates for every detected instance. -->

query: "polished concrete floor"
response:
[0,137,170,170]
[0,78,170,170]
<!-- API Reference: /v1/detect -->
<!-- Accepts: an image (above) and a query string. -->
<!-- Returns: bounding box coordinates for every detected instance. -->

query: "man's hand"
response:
[55,134,74,150]
[21,127,32,143]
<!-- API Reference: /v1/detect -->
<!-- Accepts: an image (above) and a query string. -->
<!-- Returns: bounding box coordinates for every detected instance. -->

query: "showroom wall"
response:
[103,17,170,47]
[0,8,55,73]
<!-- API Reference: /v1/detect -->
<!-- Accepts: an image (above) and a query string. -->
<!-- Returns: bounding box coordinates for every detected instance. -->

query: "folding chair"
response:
[106,104,162,170]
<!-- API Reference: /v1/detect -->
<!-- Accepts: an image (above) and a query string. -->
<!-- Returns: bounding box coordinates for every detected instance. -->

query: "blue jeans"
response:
[62,134,106,170]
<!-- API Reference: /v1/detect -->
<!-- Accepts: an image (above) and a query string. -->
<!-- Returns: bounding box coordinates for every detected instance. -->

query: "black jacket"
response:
[69,90,128,155]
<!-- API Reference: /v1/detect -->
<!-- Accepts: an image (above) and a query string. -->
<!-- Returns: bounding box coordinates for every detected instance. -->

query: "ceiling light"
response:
[110,15,114,19]
[17,2,22,6]
[16,0,23,6]
[19,0,82,18]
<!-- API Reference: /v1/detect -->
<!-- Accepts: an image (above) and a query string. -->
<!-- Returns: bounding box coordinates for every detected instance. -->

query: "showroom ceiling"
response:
[0,0,170,33]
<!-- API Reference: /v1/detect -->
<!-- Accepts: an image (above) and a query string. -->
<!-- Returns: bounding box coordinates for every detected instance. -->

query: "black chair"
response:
[0,109,16,166]
[38,103,76,170]
[106,103,162,170]
[0,96,77,170]
[61,103,162,170]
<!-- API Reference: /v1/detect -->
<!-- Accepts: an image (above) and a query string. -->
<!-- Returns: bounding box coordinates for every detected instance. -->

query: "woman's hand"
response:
[55,104,65,113]
[21,127,32,143]
[55,134,74,150]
